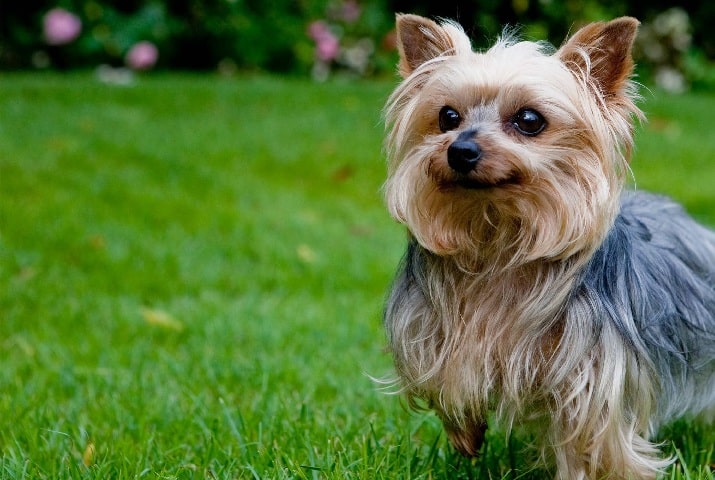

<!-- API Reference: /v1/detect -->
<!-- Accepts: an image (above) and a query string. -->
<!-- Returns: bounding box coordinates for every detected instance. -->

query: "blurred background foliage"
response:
[1,0,714,90]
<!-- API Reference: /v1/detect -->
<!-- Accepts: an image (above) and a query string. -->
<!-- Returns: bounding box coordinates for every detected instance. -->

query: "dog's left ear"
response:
[558,17,639,99]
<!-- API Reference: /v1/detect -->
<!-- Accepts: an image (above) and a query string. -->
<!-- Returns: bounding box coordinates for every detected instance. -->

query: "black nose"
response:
[448,140,482,174]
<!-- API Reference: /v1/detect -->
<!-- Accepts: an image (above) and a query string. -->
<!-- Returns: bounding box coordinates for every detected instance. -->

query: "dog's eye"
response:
[439,106,461,132]
[512,109,546,136]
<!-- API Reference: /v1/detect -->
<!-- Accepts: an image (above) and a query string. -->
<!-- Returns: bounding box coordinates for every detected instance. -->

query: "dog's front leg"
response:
[440,414,488,457]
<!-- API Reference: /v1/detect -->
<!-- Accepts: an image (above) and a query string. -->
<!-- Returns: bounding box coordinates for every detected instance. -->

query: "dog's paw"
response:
[444,419,488,457]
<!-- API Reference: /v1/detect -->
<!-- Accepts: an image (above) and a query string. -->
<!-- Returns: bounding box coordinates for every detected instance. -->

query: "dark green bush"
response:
[1,0,713,87]
[0,0,394,75]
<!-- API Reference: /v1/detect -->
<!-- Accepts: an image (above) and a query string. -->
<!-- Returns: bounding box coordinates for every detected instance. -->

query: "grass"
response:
[0,72,713,479]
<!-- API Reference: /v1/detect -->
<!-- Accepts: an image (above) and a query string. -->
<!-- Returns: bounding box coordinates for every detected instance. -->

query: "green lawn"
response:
[0,73,713,479]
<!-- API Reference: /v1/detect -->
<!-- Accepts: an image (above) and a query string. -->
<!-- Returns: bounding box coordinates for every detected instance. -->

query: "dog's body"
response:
[383,14,715,479]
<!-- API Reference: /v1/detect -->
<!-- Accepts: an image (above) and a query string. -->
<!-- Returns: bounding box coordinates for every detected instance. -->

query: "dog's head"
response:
[384,15,641,267]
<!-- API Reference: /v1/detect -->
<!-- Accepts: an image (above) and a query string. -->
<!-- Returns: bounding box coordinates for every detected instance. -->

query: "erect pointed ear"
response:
[395,14,472,78]
[558,17,639,99]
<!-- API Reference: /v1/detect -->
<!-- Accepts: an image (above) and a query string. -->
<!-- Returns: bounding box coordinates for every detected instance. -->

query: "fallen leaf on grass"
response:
[296,244,317,263]
[8,336,35,357]
[331,164,354,182]
[82,442,95,466]
[140,307,184,332]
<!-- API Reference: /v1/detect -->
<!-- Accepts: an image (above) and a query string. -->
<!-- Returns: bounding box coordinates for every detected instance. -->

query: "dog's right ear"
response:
[395,14,472,78]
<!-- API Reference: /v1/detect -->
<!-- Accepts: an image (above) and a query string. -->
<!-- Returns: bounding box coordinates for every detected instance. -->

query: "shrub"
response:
[0,0,713,88]
[0,0,394,75]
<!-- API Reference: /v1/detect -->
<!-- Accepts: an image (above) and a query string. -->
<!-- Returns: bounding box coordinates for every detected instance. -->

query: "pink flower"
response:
[125,41,159,70]
[43,8,82,46]
[308,21,329,41]
[316,32,339,61]
[307,21,339,62]
[340,1,361,23]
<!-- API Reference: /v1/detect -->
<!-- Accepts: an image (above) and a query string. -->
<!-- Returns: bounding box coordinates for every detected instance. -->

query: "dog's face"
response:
[385,15,641,266]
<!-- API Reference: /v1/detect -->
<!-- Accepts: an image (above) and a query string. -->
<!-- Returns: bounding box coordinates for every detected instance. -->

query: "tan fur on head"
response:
[382,15,674,480]
[385,16,641,269]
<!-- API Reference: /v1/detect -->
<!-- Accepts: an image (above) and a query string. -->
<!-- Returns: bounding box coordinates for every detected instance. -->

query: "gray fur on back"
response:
[575,191,715,424]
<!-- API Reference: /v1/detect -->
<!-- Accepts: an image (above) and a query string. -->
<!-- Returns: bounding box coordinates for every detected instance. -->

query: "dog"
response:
[382,14,715,479]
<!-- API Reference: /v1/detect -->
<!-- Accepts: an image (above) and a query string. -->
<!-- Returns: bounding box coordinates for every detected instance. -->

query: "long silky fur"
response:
[382,15,715,480]
[385,193,715,478]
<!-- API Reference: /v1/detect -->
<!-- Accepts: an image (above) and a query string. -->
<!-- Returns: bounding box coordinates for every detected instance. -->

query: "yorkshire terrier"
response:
[383,14,715,479]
